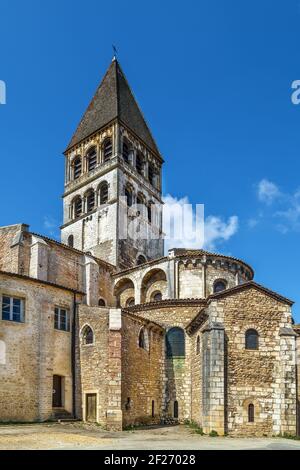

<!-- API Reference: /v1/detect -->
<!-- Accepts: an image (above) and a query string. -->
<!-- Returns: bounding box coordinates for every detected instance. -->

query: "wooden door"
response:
[53,375,62,408]
[86,394,97,422]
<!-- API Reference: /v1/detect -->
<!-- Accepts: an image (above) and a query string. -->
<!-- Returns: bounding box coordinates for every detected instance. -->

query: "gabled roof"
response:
[209,281,294,306]
[66,59,160,156]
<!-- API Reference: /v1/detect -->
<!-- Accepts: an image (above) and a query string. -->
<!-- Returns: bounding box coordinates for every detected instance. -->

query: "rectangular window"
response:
[2,296,24,323]
[54,307,70,332]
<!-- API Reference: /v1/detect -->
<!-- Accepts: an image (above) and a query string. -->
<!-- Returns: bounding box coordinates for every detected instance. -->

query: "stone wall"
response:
[0,224,26,274]
[121,313,164,427]
[127,303,205,423]
[0,272,76,422]
[76,305,110,426]
[211,288,297,436]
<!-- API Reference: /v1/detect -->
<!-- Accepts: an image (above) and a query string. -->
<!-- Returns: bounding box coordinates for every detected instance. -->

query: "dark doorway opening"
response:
[52,375,62,408]
[86,393,97,422]
[152,400,155,418]
[174,400,179,419]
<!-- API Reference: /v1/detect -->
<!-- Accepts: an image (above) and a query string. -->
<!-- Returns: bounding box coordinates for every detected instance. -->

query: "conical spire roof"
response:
[66,59,160,156]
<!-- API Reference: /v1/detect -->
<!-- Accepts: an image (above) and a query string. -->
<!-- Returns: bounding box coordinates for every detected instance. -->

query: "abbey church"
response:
[0,58,299,436]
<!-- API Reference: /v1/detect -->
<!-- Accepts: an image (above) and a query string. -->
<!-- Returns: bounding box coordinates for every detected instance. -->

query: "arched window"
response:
[213,280,227,293]
[137,255,147,266]
[87,147,97,172]
[73,156,82,180]
[148,203,153,224]
[139,328,146,349]
[126,297,135,307]
[248,403,255,423]
[174,401,179,419]
[196,335,200,355]
[136,152,144,175]
[166,328,185,358]
[125,187,133,207]
[245,329,259,350]
[103,138,112,162]
[99,182,108,205]
[122,140,130,163]
[67,235,74,248]
[86,190,95,212]
[152,400,155,418]
[98,298,106,307]
[136,194,145,216]
[152,291,162,302]
[82,325,94,345]
[148,163,155,186]
[74,196,82,218]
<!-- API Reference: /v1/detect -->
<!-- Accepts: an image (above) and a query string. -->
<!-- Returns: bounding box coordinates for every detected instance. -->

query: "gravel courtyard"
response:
[0,423,300,451]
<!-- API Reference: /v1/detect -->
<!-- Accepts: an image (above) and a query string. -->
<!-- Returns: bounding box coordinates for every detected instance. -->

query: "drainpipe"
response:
[71,292,77,418]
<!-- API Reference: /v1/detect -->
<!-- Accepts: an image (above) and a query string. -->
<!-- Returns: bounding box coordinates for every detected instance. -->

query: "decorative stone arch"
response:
[97,180,109,205]
[80,324,95,346]
[124,182,135,207]
[72,195,83,219]
[150,290,162,302]
[84,187,96,213]
[140,268,168,303]
[242,397,260,424]
[85,145,97,172]
[71,154,82,180]
[0,340,6,365]
[136,253,147,266]
[114,277,135,308]
[136,192,146,217]
[122,136,134,164]
[102,137,113,162]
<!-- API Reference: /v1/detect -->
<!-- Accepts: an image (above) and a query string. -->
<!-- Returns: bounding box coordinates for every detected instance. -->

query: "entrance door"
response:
[174,400,179,419]
[86,394,97,422]
[52,375,62,408]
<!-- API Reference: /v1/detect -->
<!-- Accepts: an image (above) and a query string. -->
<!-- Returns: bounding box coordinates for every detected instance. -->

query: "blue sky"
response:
[1,0,300,319]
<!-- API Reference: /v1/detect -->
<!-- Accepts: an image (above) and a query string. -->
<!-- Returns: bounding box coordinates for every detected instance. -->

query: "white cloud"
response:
[204,215,239,251]
[256,180,300,233]
[257,179,281,205]
[162,194,238,253]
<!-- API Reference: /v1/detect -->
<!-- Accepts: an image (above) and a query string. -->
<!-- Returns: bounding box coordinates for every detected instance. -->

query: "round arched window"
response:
[67,235,74,248]
[126,297,135,307]
[213,280,227,293]
[82,326,94,345]
[245,329,259,350]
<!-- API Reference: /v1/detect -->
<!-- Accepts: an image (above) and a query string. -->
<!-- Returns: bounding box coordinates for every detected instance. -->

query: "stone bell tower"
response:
[61,58,164,269]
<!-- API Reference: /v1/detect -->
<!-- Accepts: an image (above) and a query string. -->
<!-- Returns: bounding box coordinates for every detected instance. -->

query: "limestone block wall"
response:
[76,305,110,426]
[0,224,26,274]
[0,273,75,422]
[190,329,203,425]
[121,313,163,427]
[128,303,205,422]
[217,288,296,436]
[178,264,203,299]
[205,264,237,296]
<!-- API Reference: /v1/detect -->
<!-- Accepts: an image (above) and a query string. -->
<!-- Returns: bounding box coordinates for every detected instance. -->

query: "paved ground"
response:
[0,423,300,450]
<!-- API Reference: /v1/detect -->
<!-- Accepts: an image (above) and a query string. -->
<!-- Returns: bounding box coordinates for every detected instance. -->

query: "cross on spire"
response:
[112,45,118,61]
